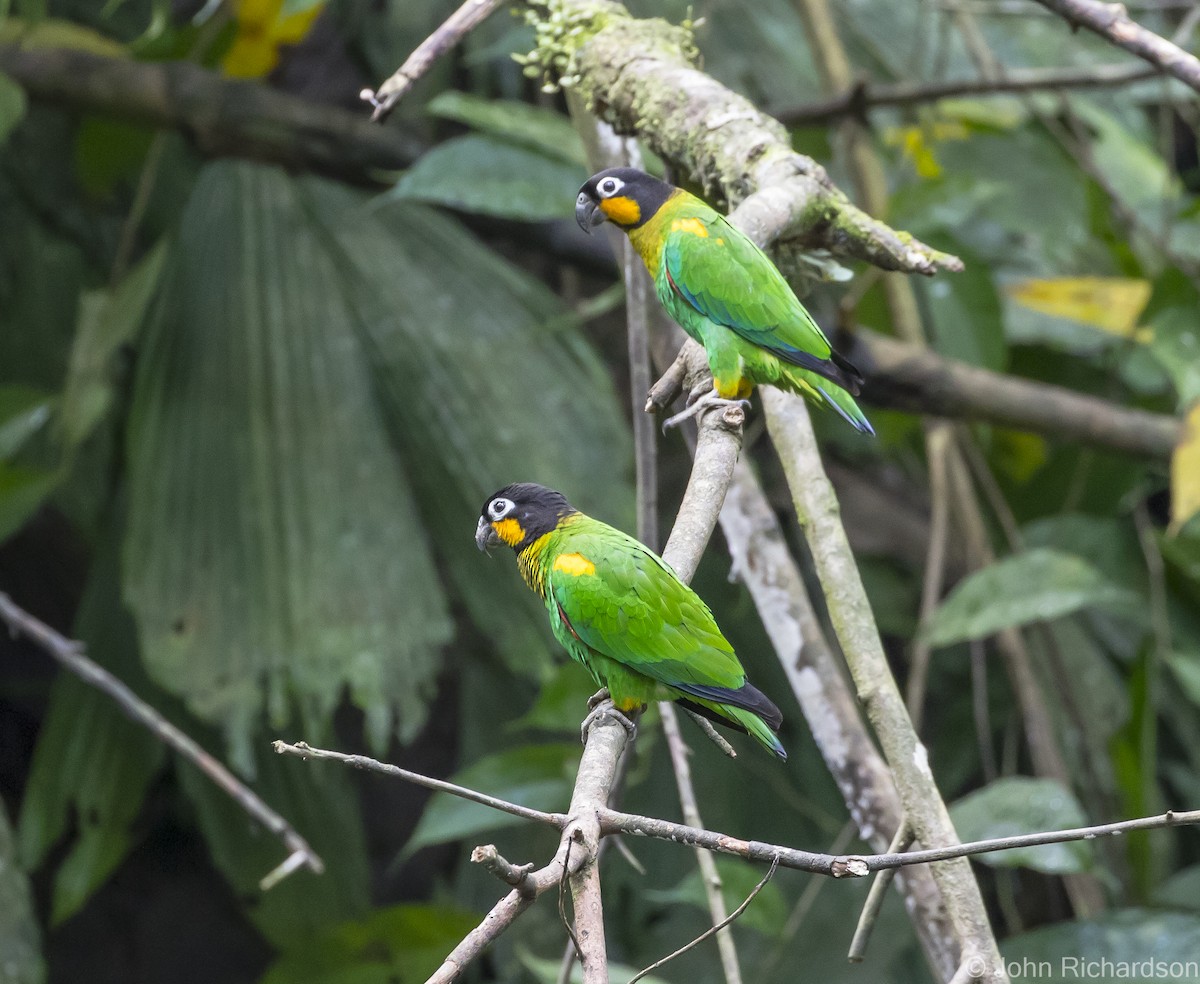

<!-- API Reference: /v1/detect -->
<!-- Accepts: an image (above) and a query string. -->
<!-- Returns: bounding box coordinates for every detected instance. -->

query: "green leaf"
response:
[509,662,602,734]
[179,739,371,949]
[16,527,164,925]
[307,185,632,676]
[645,858,787,935]
[1146,307,1200,408]
[405,743,578,854]
[926,548,1142,647]
[59,241,166,451]
[519,948,674,984]
[259,904,480,984]
[1167,649,1200,708]
[0,463,58,545]
[0,385,53,460]
[426,91,586,165]
[0,803,44,984]
[923,240,1006,371]
[0,18,127,56]
[950,777,1092,874]
[388,135,586,221]
[1154,865,1200,912]
[123,162,453,772]
[0,71,27,147]
[1002,909,1200,981]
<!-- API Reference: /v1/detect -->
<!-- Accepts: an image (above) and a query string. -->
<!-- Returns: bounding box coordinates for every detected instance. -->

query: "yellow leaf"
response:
[274,4,322,44]
[222,34,281,78]
[1006,277,1151,337]
[1171,402,1200,534]
[222,0,324,78]
[883,121,969,180]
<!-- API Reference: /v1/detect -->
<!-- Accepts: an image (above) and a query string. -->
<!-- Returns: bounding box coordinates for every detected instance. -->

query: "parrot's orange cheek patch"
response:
[553,552,596,577]
[599,196,641,226]
[492,518,525,547]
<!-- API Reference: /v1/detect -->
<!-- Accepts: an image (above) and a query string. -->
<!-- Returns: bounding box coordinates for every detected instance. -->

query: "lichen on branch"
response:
[518,0,962,275]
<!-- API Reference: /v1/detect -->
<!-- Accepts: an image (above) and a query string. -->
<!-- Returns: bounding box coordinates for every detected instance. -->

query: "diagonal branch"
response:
[537,0,961,275]
[0,593,323,889]
[364,0,506,121]
[774,61,1158,126]
[853,330,1182,458]
[0,45,420,183]
[276,738,1200,878]
[1031,0,1200,93]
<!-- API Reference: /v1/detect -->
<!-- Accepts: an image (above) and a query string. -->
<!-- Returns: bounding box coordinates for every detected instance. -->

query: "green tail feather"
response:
[727,706,788,760]
[681,697,787,759]
[780,365,875,435]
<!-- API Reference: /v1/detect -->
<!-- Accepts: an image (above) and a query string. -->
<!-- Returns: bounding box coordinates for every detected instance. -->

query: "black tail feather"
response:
[674,680,783,731]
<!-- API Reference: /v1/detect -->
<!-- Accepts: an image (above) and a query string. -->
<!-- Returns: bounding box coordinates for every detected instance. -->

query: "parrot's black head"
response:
[476,483,577,553]
[575,167,673,233]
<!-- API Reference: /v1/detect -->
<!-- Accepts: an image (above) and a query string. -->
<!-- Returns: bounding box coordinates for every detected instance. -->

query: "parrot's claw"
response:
[662,389,751,431]
[586,688,611,710]
[580,699,638,745]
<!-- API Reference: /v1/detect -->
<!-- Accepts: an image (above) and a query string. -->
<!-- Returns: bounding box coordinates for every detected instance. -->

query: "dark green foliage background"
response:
[2,0,1200,982]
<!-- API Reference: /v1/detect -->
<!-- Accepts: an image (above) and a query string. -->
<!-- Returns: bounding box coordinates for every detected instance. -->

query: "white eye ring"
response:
[597,176,623,197]
[489,497,514,518]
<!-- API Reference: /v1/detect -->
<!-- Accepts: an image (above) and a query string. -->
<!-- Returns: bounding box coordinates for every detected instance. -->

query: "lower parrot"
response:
[475,482,786,759]
[575,167,873,435]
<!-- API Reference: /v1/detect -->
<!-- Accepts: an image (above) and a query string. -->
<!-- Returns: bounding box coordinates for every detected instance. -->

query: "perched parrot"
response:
[475,482,786,759]
[575,167,873,434]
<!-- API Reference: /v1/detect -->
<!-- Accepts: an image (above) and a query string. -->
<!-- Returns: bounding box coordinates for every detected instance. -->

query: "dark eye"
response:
[598,177,622,196]
[489,498,512,517]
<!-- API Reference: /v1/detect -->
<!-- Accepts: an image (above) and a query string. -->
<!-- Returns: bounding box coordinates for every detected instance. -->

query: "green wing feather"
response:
[548,520,745,691]
[542,517,785,758]
[660,197,861,393]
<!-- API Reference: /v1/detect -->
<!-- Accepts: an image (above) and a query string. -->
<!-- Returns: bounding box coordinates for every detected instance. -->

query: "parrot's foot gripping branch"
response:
[663,388,751,431]
[580,698,639,745]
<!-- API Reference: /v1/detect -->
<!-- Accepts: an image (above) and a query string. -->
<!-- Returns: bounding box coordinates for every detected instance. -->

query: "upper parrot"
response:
[575,167,873,435]
[476,483,786,759]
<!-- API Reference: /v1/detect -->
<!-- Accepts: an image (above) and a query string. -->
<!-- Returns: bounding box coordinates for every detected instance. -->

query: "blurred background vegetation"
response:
[1,0,1199,982]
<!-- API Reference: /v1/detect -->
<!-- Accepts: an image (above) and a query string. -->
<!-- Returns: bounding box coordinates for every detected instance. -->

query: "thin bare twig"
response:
[273,740,565,828]
[775,61,1158,126]
[848,820,913,962]
[681,707,738,758]
[907,423,953,729]
[363,0,506,121]
[0,593,323,888]
[1031,0,1200,94]
[660,703,744,984]
[599,803,1200,875]
[285,739,1200,883]
[627,856,780,984]
[472,845,537,887]
[559,835,584,962]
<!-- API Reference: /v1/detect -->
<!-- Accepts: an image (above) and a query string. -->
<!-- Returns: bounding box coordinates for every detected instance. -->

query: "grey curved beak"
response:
[476,516,500,552]
[575,193,605,234]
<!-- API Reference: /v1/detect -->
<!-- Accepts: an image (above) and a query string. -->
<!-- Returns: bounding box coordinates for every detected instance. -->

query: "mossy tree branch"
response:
[524,0,961,276]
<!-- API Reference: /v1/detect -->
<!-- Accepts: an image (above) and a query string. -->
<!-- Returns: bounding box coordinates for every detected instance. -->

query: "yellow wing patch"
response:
[553,552,596,577]
[599,196,641,226]
[492,518,526,547]
[670,217,709,238]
